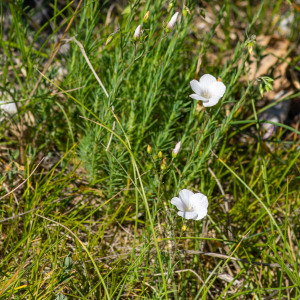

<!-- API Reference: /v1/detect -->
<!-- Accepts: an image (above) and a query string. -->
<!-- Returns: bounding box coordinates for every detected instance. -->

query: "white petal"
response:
[134,25,142,38]
[189,94,202,100]
[190,193,209,210]
[202,96,221,107]
[189,94,209,102]
[190,193,208,220]
[179,189,194,203]
[194,207,208,220]
[190,80,202,95]
[171,197,185,211]
[167,12,179,29]
[178,211,198,220]
[208,81,226,99]
[199,74,217,88]
[172,141,181,155]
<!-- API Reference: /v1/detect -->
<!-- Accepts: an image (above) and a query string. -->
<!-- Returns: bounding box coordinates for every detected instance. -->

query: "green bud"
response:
[248,43,253,55]
[147,145,152,154]
[161,157,167,170]
[143,11,150,23]
[259,85,264,97]
[182,6,190,17]
[105,36,113,46]
[168,2,174,12]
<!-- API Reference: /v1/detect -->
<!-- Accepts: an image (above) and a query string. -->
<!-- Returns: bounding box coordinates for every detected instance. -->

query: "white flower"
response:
[171,189,208,220]
[167,12,179,30]
[172,141,181,157]
[189,74,226,107]
[133,25,142,40]
[0,101,18,115]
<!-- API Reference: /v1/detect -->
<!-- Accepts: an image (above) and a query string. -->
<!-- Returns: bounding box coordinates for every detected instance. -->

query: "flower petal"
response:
[189,94,209,101]
[190,193,209,209]
[179,189,194,203]
[194,208,208,220]
[171,197,185,211]
[202,96,221,107]
[208,81,226,99]
[178,211,198,220]
[190,193,208,220]
[199,74,217,88]
[167,12,179,29]
[190,80,202,94]
[134,25,142,39]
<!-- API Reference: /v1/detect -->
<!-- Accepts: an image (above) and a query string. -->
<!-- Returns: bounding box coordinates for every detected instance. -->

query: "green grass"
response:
[0,0,299,299]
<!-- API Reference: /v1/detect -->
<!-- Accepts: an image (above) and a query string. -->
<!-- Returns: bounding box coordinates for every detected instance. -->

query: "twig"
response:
[106,120,115,151]
[64,36,109,98]
[0,209,37,223]
[212,272,242,286]
[154,269,214,298]
[2,183,19,205]
[0,157,45,200]
[63,37,113,149]
[185,250,295,269]
[0,196,72,223]
[116,220,134,237]
[144,282,157,293]
[51,85,86,96]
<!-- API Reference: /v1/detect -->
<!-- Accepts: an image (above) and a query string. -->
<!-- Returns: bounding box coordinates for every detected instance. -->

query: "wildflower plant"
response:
[189,74,226,107]
[171,189,208,220]
[1,1,299,300]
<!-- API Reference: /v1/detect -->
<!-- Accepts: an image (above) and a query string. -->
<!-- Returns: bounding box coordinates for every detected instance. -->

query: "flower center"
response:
[201,90,211,99]
[183,204,194,212]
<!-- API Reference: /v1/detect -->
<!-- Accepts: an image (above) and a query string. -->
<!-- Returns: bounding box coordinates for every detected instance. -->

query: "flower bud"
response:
[182,6,190,17]
[166,12,179,32]
[172,141,181,158]
[161,157,167,170]
[105,35,113,46]
[147,144,152,154]
[143,11,150,23]
[168,2,174,12]
[161,163,167,170]
[248,43,253,55]
[133,25,142,41]
[158,151,163,158]
[245,34,256,55]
